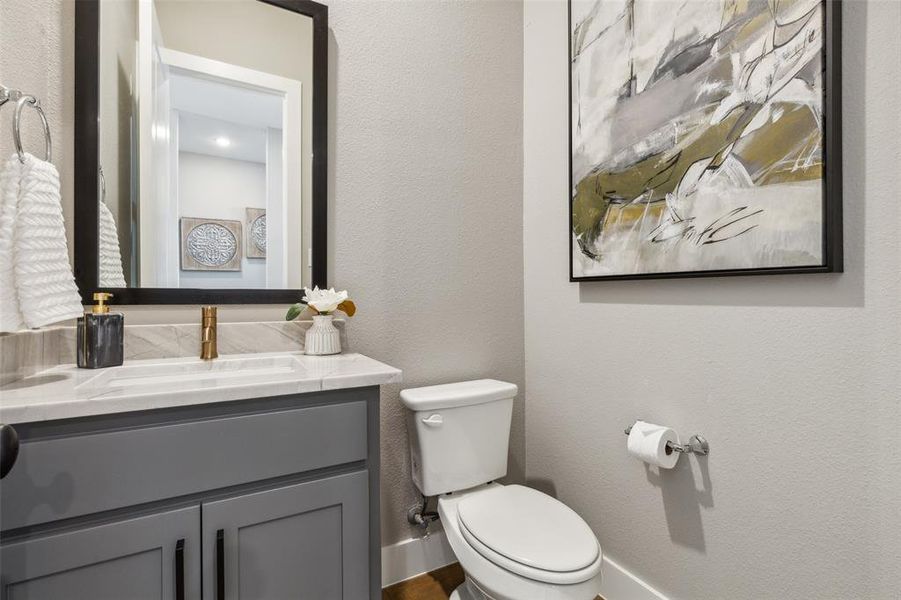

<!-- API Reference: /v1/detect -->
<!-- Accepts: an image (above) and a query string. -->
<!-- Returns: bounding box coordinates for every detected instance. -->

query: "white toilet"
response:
[400,380,603,600]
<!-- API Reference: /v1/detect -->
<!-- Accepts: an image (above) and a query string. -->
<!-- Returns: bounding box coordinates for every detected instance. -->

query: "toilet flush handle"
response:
[421,414,443,427]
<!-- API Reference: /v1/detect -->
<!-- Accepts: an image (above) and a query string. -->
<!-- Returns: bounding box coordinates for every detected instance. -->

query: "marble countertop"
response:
[0,352,402,424]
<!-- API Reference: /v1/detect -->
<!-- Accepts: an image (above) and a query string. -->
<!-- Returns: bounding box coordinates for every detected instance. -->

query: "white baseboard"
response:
[381,530,457,588]
[600,555,669,600]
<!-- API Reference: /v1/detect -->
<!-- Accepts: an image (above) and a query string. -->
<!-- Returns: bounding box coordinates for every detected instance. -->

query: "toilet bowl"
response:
[439,483,603,600]
[400,380,603,600]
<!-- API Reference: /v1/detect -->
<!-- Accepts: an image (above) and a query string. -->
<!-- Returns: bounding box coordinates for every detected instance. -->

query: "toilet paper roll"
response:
[626,421,680,469]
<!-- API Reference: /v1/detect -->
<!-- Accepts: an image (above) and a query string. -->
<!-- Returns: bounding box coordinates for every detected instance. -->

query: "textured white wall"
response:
[327,0,524,544]
[0,0,75,252]
[524,1,901,599]
[0,0,524,547]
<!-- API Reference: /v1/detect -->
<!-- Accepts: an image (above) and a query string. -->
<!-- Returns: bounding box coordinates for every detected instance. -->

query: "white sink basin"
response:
[78,354,308,394]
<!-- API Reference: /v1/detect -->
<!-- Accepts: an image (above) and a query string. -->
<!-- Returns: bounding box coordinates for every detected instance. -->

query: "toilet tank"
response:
[400,380,517,496]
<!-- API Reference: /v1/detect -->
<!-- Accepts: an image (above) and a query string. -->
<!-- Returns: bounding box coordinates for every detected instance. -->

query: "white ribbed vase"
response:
[304,315,341,355]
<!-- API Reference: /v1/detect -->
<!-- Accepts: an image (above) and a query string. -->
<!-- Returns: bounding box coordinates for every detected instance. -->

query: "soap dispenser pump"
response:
[77,292,124,369]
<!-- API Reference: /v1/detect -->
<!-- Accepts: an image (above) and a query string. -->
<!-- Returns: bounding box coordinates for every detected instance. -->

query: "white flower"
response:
[302,286,348,314]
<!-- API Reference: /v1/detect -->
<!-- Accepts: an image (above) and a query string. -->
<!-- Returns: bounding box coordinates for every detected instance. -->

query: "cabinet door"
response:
[0,506,199,600]
[202,471,368,600]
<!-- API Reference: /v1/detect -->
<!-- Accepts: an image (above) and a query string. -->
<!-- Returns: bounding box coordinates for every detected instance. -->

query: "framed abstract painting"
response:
[569,0,842,281]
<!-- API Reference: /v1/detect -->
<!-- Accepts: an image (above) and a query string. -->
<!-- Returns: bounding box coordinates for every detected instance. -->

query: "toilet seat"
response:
[456,485,602,585]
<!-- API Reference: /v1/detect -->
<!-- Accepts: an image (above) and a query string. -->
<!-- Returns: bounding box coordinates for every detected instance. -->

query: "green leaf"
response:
[285,303,305,321]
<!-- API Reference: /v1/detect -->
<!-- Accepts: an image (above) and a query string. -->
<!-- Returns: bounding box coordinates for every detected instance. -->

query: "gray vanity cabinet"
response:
[202,471,369,600]
[0,388,382,600]
[0,506,200,600]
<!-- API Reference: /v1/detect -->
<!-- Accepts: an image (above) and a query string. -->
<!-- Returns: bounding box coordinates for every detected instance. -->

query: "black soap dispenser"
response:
[77,292,124,369]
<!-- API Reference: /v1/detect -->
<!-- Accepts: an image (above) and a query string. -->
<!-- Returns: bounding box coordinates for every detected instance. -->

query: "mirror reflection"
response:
[99,0,314,289]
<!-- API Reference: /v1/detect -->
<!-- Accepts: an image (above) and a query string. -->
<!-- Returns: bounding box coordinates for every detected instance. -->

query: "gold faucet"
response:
[200,306,218,360]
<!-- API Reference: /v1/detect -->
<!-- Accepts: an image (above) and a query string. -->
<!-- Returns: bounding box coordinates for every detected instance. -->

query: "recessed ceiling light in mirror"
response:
[215,136,231,148]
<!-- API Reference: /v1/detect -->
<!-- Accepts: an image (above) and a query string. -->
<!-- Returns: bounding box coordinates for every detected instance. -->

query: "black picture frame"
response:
[74,0,328,304]
[568,0,842,282]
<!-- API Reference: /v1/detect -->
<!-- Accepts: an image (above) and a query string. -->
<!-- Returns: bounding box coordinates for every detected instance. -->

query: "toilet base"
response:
[448,588,468,600]
[449,577,490,600]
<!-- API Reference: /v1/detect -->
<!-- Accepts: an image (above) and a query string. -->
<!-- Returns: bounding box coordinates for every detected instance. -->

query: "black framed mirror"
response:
[74,0,327,304]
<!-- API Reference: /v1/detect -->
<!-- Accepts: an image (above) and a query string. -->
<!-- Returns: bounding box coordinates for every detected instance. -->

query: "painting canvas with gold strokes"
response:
[569,0,841,280]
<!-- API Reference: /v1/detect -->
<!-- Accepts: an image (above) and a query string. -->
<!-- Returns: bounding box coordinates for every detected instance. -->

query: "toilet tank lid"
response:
[400,379,518,411]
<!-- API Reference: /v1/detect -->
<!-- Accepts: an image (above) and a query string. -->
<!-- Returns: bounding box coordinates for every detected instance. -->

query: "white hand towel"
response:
[12,153,83,329]
[98,201,126,287]
[0,155,27,332]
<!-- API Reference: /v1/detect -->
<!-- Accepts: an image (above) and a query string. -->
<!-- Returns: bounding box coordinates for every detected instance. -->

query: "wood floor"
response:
[382,563,604,600]
[382,563,465,600]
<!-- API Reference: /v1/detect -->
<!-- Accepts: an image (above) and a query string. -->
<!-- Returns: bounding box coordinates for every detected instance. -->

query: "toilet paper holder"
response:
[624,423,710,456]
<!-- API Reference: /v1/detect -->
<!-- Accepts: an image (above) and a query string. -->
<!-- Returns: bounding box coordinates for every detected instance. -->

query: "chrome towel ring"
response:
[13,95,51,164]
[0,85,52,164]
